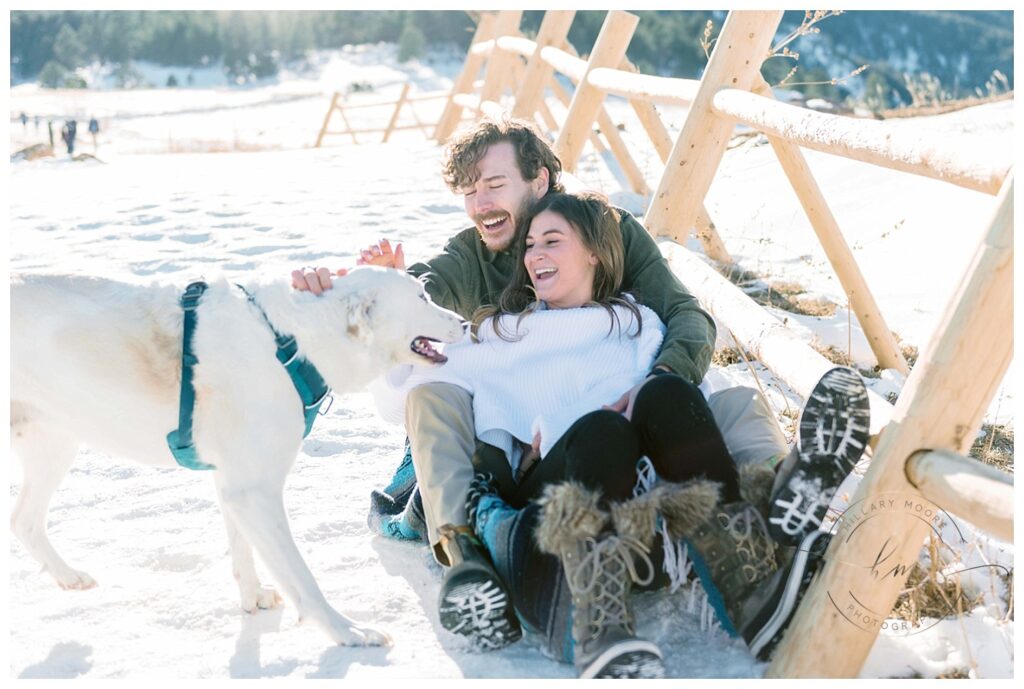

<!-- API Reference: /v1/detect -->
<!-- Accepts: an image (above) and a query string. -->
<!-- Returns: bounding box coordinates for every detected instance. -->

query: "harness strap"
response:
[235,285,332,436]
[166,282,333,471]
[166,281,215,470]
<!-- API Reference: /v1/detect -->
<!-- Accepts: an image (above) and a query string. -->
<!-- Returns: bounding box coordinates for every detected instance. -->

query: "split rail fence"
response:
[419,9,1013,677]
[315,83,449,146]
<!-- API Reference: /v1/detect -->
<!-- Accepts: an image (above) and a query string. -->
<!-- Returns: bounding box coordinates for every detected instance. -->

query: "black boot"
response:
[768,366,871,545]
[437,524,522,650]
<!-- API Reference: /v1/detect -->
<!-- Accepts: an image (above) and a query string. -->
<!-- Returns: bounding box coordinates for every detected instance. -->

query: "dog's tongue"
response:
[412,337,448,364]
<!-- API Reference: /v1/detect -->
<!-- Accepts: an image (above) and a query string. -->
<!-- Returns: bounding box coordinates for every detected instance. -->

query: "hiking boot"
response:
[742,529,830,660]
[437,524,522,651]
[536,482,664,679]
[769,366,871,545]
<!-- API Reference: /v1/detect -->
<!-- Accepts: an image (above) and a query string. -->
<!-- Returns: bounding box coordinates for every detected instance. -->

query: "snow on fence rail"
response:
[431,9,1013,678]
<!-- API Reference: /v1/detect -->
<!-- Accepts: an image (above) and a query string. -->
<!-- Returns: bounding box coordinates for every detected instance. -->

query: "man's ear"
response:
[532,166,549,197]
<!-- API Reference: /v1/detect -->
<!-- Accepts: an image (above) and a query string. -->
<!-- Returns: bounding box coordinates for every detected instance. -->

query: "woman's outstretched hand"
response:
[357,239,405,270]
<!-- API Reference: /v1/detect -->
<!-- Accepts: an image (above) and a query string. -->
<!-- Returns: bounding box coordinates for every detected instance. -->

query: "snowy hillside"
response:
[8,44,1014,679]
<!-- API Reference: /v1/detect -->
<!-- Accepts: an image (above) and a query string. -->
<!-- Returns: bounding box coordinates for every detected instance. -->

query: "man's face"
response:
[461,141,548,253]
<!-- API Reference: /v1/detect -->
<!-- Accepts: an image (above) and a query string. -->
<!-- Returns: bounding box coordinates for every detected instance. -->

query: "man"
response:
[294,118,851,674]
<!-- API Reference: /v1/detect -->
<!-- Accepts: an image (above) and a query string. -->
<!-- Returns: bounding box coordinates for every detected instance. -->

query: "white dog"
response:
[10,267,464,647]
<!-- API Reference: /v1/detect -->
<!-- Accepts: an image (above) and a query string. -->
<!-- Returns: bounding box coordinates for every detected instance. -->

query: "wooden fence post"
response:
[554,10,639,172]
[314,92,340,148]
[435,14,497,143]
[750,76,909,374]
[512,11,576,119]
[767,176,1014,678]
[381,82,411,143]
[644,11,783,240]
[477,10,524,107]
[617,63,732,263]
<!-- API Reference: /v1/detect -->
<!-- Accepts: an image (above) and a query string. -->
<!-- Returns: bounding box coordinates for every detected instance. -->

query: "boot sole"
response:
[580,639,665,679]
[769,367,870,545]
[748,530,829,660]
[438,578,522,651]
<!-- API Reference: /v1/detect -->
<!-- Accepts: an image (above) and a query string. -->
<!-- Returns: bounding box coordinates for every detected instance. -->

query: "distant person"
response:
[20,112,28,129]
[34,115,41,130]
[47,120,54,149]
[61,120,78,157]
[88,117,100,150]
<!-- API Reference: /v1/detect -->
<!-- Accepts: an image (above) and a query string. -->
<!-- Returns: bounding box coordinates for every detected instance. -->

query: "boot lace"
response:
[722,504,778,583]
[567,535,655,639]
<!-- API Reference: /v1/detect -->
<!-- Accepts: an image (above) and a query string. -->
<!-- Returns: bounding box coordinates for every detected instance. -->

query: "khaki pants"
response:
[405,382,788,565]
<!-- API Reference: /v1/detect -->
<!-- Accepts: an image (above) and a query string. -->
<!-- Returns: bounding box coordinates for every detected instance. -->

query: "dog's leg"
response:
[10,404,96,590]
[221,509,284,612]
[214,476,392,647]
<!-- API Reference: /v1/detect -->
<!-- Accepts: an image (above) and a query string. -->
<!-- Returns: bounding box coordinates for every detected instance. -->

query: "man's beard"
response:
[474,195,537,253]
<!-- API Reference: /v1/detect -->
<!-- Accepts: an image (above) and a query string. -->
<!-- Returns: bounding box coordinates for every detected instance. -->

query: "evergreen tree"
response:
[398,21,425,62]
[39,60,68,88]
[52,24,86,69]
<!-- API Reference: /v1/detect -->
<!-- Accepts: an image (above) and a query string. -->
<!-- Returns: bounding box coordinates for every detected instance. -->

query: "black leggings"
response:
[484,373,741,507]
[473,374,741,662]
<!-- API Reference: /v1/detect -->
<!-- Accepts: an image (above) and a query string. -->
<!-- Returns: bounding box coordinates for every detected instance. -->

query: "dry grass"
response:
[892,537,982,629]
[712,347,743,367]
[716,265,838,318]
[969,424,1014,474]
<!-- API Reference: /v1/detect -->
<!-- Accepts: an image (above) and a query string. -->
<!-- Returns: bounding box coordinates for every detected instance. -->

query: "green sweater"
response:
[407,210,716,384]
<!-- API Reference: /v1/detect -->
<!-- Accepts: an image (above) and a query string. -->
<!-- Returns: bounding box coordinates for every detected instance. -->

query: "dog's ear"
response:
[344,289,375,343]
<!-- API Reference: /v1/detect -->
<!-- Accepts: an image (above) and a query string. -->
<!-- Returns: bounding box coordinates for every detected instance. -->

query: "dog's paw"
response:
[55,569,98,590]
[328,623,392,647]
[240,586,284,613]
[348,625,393,648]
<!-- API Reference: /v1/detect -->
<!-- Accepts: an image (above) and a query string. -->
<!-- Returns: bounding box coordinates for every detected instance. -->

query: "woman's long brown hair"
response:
[472,191,643,341]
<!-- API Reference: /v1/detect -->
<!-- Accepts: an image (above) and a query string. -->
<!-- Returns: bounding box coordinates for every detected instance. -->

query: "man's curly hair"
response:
[442,118,565,194]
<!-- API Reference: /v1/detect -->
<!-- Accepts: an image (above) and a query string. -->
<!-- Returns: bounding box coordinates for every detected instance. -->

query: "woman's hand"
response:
[604,367,673,420]
[357,239,405,270]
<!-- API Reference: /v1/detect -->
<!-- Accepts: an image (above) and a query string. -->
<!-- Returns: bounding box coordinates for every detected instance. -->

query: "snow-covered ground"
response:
[8,44,1014,679]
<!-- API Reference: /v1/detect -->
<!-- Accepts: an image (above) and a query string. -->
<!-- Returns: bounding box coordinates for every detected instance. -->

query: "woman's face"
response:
[524,210,598,309]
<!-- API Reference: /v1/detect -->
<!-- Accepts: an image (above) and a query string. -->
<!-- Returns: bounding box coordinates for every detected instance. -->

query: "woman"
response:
[374,192,749,678]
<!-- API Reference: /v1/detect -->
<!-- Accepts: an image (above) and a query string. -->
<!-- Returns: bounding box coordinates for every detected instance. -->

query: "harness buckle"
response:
[180,281,208,310]
[317,394,334,416]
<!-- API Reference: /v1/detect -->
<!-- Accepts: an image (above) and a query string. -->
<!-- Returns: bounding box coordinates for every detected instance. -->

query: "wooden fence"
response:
[426,10,1014,677]
[315,83,448,146]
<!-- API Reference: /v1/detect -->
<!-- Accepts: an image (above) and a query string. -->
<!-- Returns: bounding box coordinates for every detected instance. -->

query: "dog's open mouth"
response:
[411,337,447,364]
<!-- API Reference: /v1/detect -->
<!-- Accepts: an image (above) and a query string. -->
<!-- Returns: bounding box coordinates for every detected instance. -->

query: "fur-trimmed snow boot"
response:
[659,467,830,661]
[536,482,664,679]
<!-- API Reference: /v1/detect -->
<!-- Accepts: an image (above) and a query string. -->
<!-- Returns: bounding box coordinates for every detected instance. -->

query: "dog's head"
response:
[302,267,465,384]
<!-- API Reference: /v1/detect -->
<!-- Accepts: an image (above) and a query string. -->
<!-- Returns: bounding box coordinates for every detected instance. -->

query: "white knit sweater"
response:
[370,301,666,474]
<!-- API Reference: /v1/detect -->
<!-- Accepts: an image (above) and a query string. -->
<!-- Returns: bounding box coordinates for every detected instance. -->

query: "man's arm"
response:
[618,210,716,384]
[407,253,465,316]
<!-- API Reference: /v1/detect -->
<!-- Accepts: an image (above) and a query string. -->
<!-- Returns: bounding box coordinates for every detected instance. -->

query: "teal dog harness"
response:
[166,281,333,470]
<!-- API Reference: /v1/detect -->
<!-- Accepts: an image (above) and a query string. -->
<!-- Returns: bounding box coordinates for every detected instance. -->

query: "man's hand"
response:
[603,367,672,420]
[357,239,405,270]
[290,266,348,295]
